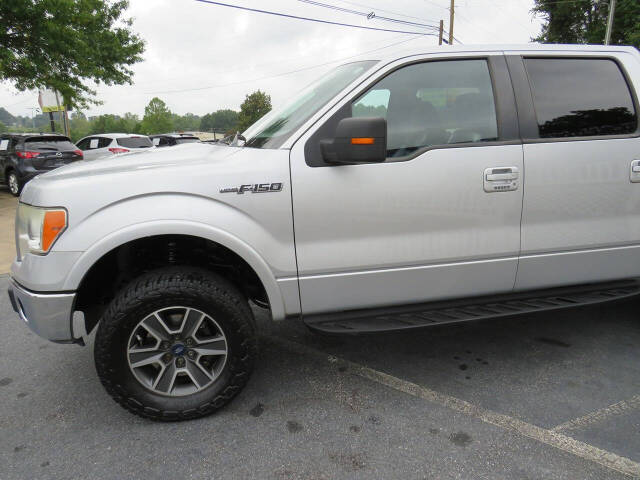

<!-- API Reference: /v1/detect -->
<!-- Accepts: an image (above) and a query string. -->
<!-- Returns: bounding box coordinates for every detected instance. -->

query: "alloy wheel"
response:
[127,306,228,396]
[8,173,19,195]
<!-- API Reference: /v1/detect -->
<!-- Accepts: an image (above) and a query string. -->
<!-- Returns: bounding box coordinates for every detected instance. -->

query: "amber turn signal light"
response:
[42,210,67,252]
[351,137,375,145]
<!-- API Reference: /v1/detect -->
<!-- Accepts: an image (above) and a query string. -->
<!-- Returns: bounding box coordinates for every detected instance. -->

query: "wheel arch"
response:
[69,221,289,332]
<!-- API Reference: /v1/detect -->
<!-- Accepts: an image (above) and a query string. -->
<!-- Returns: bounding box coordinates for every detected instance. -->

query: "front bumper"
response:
[7,277,82,344]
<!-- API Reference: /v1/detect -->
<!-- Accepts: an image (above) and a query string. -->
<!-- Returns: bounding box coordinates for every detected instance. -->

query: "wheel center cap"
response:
[171,344,186,356]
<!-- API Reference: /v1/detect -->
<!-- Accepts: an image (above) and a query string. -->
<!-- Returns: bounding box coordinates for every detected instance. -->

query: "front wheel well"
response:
[75,235,269,334]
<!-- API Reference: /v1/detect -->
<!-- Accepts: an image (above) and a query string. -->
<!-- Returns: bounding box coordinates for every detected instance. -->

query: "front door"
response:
[290,54,525,315]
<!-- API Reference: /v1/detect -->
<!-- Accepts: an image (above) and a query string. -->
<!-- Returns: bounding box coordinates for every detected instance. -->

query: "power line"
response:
[296,0,441,30]
[3,92,35,109]
[193,0,433,35]
[145,33,426,95]
[335,0,444,23]
[134,32,410,89]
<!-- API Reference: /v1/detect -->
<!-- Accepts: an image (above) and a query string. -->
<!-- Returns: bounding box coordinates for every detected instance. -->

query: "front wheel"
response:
[94,267,257,421]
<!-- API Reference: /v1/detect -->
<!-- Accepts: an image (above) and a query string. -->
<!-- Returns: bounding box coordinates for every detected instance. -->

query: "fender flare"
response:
[63,220,287,320]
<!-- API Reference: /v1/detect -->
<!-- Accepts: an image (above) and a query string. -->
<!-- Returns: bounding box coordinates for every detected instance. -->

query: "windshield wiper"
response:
[219,132,246,147]
[230,133,246,147]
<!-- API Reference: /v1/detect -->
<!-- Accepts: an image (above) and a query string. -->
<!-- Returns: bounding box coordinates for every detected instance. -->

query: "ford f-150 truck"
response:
[7,44,640,421]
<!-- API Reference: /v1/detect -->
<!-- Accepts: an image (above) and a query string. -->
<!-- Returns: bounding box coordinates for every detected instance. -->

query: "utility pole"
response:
[448,0,455,45]
[438,19,444,45]
[26,107,39,130]
[604,0,616,45]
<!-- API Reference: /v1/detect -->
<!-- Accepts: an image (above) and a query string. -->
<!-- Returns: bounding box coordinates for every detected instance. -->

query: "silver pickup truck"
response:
[7,44,640,421]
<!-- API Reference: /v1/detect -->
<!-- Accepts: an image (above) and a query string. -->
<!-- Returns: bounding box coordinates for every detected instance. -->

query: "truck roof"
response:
[373,42,640,63]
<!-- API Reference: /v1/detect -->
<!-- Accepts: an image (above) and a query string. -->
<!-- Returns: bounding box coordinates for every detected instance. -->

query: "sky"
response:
[0,0,543,119]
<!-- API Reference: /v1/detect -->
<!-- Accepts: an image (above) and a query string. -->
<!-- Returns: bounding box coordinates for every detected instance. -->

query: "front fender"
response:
[57,193,298,320]
[64,219,291,320]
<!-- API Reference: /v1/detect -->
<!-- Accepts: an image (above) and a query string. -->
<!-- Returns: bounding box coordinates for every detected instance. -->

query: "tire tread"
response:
[94,267,256,421]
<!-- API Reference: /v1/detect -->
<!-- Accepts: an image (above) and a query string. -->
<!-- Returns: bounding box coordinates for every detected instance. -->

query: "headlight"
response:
[16,203,67,259]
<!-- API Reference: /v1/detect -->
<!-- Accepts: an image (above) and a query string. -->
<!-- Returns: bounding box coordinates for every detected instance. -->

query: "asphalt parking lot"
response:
[1,186,640,479]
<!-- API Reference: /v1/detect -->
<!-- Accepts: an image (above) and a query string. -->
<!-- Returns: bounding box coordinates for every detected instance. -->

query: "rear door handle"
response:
[484,166,519,192]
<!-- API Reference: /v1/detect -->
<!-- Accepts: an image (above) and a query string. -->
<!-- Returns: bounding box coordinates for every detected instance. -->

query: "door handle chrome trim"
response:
[483,166,519,192]
[630,160,640,183]
[486,172,519,181]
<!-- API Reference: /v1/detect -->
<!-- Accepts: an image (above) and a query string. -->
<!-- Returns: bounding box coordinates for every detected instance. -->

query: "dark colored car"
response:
[0,133,83,196]
[150,133,200,147]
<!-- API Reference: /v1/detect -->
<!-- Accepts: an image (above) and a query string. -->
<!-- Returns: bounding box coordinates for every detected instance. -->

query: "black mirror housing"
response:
[321,117,387,164]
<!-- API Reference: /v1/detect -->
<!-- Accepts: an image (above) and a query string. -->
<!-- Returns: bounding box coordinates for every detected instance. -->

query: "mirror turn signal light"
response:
[351,137,375,145]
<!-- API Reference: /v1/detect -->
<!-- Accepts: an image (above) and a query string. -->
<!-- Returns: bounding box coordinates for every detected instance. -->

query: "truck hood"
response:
[19,143,291,232]
[37,143,240,181]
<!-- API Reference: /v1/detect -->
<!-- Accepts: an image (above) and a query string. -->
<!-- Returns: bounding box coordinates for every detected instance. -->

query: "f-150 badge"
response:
[220,183,283,194]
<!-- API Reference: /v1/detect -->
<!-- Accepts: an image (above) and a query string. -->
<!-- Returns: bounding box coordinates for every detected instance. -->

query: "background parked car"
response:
[0,133,83,196]
[76,133,153,160]
[150,133,200,147]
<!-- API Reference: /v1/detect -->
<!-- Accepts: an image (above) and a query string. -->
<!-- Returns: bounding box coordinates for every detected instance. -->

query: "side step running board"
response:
[304,280,640,334]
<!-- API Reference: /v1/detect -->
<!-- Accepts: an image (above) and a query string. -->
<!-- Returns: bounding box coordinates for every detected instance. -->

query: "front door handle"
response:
[484,166,519,192]
[631,160,640,182]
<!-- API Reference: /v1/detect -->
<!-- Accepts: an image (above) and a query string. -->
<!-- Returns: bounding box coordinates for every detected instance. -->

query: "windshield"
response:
[243,60,377,149]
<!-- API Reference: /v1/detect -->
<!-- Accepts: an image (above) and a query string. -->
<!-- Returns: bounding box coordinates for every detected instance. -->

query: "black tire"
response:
[94,267,257,421]
[7,170,22,197]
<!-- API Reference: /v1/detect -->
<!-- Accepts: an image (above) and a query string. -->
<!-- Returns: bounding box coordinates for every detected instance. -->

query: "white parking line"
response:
[552,395,640,433]
[266,336,640,478]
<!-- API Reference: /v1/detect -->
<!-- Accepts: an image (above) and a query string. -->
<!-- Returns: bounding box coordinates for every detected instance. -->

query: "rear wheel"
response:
[7,171,21,196]
[94,267,257,421]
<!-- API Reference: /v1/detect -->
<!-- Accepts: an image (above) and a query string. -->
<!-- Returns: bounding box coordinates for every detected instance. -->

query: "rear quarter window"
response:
[117,136,153,148]
[523,57,637,138]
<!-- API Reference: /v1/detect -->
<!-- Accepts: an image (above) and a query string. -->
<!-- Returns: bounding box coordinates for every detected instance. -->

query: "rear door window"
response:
[523,58,637,138]
[117,136,152,148]
[76,138,90,150]
[24,137,77,151]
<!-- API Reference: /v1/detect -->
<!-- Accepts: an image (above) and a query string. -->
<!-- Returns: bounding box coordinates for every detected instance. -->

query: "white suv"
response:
[75,133,153,160]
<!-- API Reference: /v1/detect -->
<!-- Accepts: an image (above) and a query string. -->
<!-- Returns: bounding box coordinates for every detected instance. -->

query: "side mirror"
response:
[321,117,387,165]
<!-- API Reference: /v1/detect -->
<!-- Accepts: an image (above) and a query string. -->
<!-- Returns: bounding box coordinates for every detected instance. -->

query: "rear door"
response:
[78,136,101,160]
[507,51,640,290]
[290,53,525,314]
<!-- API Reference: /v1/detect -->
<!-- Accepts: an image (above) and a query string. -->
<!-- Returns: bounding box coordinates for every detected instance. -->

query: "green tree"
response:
[0,107,15,125]
[69,112,90,140]
[140,97,173,134]
[0,0,145,109]
[172,112,201,132]
[237,91,272,133]
[0,120,6,133]
[533,0,640,47]
[200,109,239,133]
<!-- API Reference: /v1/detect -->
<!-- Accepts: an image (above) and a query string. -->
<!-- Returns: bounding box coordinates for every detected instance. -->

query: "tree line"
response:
[0,90,273,142]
